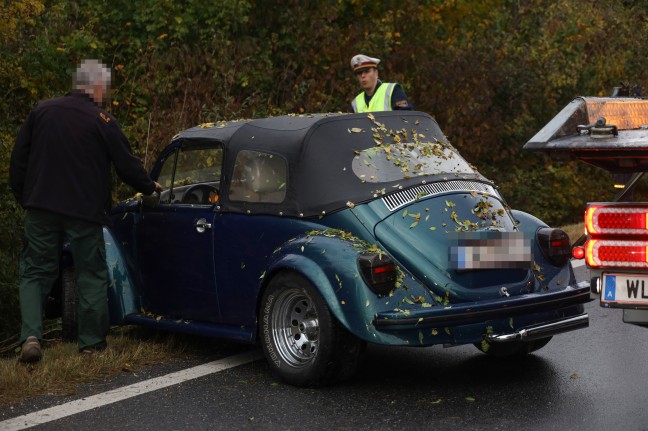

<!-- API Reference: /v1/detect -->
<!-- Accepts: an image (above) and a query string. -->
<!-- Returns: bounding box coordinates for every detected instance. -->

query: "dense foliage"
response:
[2,0,646,339]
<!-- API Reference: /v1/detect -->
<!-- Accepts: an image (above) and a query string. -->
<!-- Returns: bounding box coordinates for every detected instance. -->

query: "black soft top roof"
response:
[176,114,331,145]
[524,97,648,172]
[164,111,488,217]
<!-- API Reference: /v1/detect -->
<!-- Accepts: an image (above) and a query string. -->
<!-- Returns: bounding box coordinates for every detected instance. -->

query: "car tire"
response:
[474,336,552,357]
[61,266,78,342]
[259,271,365,387]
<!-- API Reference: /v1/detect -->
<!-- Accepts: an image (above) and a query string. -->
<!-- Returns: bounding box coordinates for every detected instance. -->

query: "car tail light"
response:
[572,246,585,260]
[585,205,648,236]
[585,239,648,268]
[358,252,397,295]
[536,228,571,267]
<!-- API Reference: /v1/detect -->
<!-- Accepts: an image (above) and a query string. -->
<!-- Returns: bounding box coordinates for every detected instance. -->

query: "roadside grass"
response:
[0,326,191,407]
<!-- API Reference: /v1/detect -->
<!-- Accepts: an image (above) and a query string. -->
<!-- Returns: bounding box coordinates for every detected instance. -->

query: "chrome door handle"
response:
[194,218,212,233]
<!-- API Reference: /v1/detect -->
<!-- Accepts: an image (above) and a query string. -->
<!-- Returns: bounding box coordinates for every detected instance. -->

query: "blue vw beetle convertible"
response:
[59,111,590,386]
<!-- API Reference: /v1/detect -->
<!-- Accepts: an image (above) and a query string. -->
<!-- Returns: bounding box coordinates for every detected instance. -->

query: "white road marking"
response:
[0,350,263,431]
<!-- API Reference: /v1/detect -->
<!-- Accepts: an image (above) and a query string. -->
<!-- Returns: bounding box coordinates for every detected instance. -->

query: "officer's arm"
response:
[391,84,413,110]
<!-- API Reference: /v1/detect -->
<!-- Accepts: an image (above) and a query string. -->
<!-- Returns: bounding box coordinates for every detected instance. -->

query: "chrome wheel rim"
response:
[271,288,319,368]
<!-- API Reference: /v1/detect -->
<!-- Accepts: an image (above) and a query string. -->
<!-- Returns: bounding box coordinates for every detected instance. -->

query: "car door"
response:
[136,143,223,322]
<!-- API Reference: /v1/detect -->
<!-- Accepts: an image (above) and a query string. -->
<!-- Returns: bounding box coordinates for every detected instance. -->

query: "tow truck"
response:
[524,87,648,327]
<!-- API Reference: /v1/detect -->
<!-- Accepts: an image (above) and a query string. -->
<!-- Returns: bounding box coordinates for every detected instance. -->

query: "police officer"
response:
[350,54,413,113]
[10,59,163,362]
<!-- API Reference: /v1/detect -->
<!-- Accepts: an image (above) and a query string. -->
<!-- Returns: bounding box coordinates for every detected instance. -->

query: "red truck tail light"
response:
[585,205,648,236]
[572,246,585,260]
[585,239,648,268]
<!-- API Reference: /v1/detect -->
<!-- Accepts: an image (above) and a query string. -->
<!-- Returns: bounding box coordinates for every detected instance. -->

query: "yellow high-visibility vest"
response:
[351,83,396,113]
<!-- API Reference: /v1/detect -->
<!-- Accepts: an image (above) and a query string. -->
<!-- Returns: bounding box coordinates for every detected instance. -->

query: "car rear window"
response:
[351,141,475,183]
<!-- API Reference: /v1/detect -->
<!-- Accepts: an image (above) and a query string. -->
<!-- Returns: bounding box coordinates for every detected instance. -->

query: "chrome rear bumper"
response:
[487,313,589,343]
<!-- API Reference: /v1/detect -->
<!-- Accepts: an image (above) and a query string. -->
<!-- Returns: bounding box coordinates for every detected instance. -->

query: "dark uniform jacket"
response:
[10,91,156,225]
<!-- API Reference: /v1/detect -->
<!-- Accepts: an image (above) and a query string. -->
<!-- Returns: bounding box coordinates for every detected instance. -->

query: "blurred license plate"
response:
[602,273,648,308]
[449,232,532,270]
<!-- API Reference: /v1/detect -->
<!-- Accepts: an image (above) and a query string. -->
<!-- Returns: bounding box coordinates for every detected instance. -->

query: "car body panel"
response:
[373,193,532,300]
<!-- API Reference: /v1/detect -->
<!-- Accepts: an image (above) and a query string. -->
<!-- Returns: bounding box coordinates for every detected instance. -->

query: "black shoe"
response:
[20,336,42,363]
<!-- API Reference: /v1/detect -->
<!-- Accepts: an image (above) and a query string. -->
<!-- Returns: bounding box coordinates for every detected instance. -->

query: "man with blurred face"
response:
[350,54,413,113]
[10,59,163,362]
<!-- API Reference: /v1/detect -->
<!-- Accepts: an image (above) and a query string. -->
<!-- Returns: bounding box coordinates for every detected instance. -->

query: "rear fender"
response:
[510,209,574,288]
[261,231,437,343]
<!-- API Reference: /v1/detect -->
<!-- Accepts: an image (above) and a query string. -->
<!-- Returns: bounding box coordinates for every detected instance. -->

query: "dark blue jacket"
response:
[10,91,156,224]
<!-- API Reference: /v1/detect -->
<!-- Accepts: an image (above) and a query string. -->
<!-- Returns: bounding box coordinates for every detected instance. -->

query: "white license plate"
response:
[602,273,648,308]
[448,232,532,270]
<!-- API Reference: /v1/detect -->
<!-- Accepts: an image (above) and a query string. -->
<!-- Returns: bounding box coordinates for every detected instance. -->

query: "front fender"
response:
[103,227,140,324]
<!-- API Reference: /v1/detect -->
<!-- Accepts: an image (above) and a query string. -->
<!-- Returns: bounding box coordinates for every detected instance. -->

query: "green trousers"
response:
[19,209,109,350]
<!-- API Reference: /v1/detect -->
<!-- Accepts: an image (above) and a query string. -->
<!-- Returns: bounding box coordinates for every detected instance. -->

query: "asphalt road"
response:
[2,262,648,431]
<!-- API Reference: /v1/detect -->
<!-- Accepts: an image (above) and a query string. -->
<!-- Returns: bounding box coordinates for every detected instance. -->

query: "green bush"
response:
[3,0,648,341]
[0,133,23,342]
